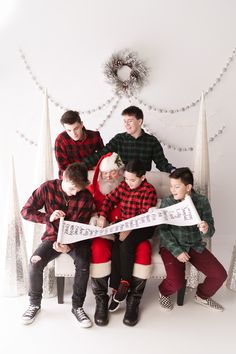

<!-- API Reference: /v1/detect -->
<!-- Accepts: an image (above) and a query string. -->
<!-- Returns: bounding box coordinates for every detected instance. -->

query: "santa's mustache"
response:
[98,175,123,195]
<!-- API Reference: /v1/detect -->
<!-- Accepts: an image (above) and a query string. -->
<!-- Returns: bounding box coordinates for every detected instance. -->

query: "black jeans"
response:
[29,240,91,308]
[110,226,155,289]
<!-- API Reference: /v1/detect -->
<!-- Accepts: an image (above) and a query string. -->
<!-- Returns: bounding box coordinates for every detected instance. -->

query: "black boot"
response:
[91,276,109,326]
[123,277,146,327]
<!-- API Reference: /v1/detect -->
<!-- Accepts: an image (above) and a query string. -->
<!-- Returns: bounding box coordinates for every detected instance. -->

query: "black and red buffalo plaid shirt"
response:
[21,179,94,242]
[99,179,157,221]
[55,128,104,178]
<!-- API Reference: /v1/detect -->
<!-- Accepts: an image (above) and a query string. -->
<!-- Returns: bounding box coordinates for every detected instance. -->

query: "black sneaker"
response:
[72,307,92,328]
[108,294,120,312]
[114,280,130,302]
[21,305,41,325]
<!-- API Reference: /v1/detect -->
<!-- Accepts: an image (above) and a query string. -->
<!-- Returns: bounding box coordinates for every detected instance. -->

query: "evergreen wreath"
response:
[104,49,149,96]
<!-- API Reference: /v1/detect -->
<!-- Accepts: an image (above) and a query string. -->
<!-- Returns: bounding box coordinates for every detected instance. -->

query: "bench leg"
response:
[57,277,65,304]
[177,281,186,306]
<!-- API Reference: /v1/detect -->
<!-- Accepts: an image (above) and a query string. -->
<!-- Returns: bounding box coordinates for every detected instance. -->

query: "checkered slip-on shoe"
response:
[194,295,224,311]
[159,292,173,311]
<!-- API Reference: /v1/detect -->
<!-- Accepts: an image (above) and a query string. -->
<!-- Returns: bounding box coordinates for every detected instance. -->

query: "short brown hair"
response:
[169,167,194,186]
[63,162,89,187]
[122,106,144,121]
[60,110,82,125]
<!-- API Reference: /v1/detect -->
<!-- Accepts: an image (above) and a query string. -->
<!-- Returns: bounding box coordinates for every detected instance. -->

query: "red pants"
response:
[159,247,227,299]
[91,237,151,265]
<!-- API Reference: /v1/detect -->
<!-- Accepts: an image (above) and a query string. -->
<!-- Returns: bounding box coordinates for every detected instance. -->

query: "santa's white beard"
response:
[99,176,123,195]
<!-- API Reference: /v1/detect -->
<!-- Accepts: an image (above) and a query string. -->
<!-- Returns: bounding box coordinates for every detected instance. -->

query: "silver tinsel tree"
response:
[226,244,236,291]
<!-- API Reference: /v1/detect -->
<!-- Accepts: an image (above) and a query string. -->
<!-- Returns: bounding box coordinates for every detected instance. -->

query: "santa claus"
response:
[88,152,153,327]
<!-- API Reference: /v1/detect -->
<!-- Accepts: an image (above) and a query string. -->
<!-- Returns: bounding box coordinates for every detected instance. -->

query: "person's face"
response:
[63,122,84,141]
[124,171,145,190]
[101,170,120,182]
[61,178,82,196]
[123,115,142,137]
[170,178,192,201]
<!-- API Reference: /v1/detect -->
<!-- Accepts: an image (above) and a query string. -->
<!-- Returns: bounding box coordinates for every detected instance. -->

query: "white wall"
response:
[0,0,236,273]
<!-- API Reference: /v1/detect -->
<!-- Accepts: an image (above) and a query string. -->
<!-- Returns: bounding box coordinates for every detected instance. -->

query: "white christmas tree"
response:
[187,92,211,288]
[3,157,28,296]
[30,89,56,297]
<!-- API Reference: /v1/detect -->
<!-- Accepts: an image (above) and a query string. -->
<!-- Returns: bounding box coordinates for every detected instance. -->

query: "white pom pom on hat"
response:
[99,152,124,172]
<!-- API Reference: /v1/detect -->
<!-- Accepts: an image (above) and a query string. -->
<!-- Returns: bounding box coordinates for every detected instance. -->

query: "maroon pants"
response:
[159,247,227,299]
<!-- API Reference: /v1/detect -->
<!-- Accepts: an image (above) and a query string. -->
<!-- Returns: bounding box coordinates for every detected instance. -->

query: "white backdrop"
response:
[0,0,235,277]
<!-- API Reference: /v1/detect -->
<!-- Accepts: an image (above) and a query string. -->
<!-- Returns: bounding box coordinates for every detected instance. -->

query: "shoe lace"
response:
[76,308,88,321]
[24,305,38,317]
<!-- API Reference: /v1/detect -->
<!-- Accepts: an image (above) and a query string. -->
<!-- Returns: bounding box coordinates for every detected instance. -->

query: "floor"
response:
[0,278,235,354]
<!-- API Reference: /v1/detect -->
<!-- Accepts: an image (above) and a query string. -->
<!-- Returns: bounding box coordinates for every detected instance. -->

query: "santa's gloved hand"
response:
[148,207,157,213]
[89,214,98,226]
[97,215,107,228]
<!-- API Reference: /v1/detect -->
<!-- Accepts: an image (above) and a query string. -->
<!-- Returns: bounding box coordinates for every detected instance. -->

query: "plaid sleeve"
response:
[152,137,175,173]
[75,193,94,224]
[95,131,105,150]
[83,134,119,168]
[98,185,121,218]
[140,187,157,213]
[21,184,49,224]
[54,135,70,174]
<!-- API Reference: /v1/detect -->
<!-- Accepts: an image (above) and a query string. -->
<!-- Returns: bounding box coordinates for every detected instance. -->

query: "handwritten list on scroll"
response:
[57,195,201,244]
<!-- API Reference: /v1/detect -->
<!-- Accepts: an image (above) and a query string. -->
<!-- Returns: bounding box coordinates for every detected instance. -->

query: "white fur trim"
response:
[132,263,153,279]
[99,153,123,172]
[90,261,111,278]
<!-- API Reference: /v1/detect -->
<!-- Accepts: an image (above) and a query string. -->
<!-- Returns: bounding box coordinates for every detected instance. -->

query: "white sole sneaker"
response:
[72,308,92,328]
[21,308,41,325]
[194,295,224,312]
[159,293,173,311]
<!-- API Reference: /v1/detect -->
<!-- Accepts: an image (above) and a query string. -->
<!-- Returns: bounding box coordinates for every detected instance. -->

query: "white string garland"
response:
[19,47,236,114]
[142,122,225,151]
[19,48,116,114]
[134,47,236,113]
[18,48,230,150]
[16,94,121,147]
[16,123,225,151]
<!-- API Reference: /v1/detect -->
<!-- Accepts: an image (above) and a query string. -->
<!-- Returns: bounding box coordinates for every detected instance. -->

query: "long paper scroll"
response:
[57,195,201,244]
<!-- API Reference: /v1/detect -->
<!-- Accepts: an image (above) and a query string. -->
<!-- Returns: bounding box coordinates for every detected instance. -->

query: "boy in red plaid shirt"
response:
[21,163,94,328]
[55,110,104,178]
[97,159,157,325]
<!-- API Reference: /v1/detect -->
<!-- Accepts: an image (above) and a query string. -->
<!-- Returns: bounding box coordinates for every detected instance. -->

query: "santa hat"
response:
[92,152,124,190]
[99,152,123,172]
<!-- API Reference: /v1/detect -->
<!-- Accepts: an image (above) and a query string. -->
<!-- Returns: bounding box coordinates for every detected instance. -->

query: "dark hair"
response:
[60,110,82,125]
[63,162,89,187]
[122,106,144,121]
[169,167,194,186]
[124,159,146,177]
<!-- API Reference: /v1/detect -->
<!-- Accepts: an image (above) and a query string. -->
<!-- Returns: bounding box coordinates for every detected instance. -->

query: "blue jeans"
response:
[29,240,91,308]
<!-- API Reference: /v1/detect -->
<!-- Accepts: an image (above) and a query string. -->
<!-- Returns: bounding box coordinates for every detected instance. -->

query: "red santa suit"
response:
[88,152,152,279]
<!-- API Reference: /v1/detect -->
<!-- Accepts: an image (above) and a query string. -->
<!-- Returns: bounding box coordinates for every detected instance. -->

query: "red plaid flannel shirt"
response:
[99,179,157,221]
[55,128,104,178]
[21,179,94,242]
